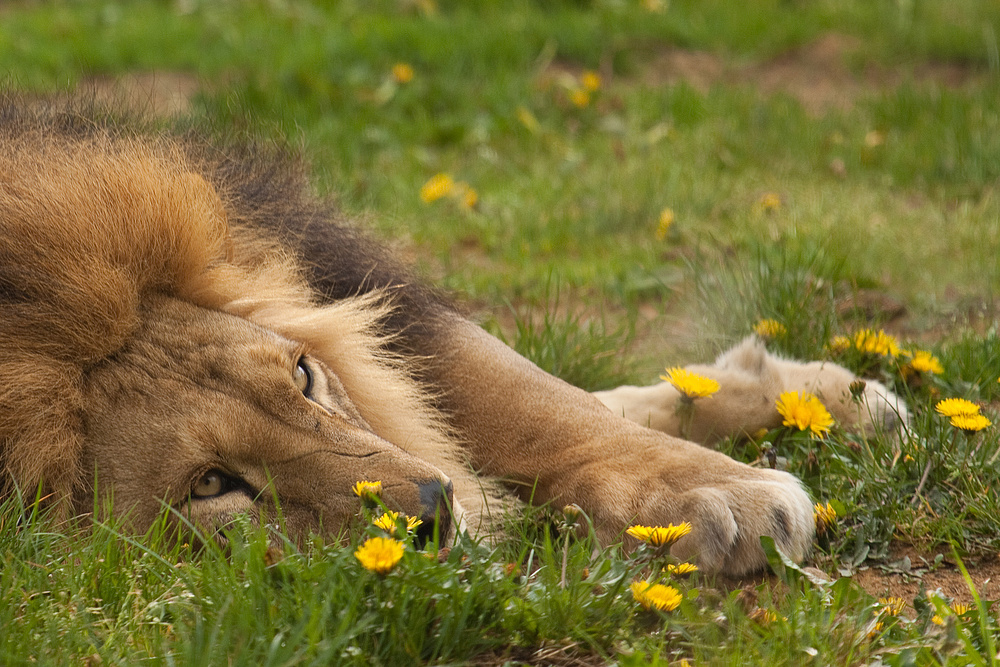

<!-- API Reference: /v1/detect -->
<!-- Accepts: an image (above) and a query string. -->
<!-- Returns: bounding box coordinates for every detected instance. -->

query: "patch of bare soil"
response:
[843,545,1000,606]
[81,71,201,116]
[470,644,609,667]
[643,33,983,115]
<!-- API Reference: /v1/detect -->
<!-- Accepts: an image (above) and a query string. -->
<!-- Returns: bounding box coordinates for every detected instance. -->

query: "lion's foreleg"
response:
[427,314,814,575]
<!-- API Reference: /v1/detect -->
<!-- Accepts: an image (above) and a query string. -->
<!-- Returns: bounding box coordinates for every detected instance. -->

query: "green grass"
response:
[4,0,1000,663]
[4,494,998,665]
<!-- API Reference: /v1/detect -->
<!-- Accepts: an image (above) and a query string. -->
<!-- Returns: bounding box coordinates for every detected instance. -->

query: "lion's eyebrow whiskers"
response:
[255,447,382,469]
[289,341,313,365]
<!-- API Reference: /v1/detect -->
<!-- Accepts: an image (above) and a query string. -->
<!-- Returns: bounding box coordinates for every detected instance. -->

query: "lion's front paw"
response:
[633,465,814,576]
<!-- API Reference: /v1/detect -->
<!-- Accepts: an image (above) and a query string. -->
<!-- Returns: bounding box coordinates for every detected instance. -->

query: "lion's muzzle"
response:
[414,479,454,548]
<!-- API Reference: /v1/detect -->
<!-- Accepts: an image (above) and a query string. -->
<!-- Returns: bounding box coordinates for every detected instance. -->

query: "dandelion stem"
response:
[676,399,694,441]
[559,531,570,589]
[911,459,933,505]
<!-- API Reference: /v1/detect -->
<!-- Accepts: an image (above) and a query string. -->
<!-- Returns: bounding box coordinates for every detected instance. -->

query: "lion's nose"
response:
[414,479,453,547]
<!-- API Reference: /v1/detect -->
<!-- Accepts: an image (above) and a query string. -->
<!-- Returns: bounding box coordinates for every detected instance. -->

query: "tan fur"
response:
[0,130,475,536]
[1,110,840,575]
[594,336,910,443]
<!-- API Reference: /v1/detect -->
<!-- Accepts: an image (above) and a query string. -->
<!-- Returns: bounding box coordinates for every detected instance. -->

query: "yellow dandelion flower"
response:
[865,130,885,148]
[853,329,900,358]
[935,397,981,417]
[666,562,699,576]
[372,511,424,536]
[352,480,383,499]
[626,522,693,547]
[391,62,414,84]
[813,501,837,535]
[464,188,478,208]
[415,0,437,15]
[660,368,720,399]
[849,379,867,400]
[453,181,478,209]
[754,318,787,339]
[355,537,404,574]
[907,350,943,375]
[581,70,602,92]
[750,608,781,625]
[829,335,852,353]
[569,89,590,108]
[419,173,455,204]
[516,106,541,134]
[950,413,991,433]
[756,192,782,212]
[775,391,835,438]
[953,603,972,615]
[932,614,945,626]
[867,621,885,640]
[655,208,674,241]
[879,597,906,617]
[630,581,682,612]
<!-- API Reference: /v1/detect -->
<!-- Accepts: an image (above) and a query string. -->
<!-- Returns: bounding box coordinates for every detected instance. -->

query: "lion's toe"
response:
[651,470,814,577]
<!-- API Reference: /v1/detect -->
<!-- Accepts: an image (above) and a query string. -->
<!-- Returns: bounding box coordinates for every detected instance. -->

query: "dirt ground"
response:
[642,32,981,115]
[90,31,983,119]
[83,71,202,116]
[845,545,1000,607]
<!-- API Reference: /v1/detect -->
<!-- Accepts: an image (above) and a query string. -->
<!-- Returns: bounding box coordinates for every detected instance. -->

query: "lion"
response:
[0,98,903,575]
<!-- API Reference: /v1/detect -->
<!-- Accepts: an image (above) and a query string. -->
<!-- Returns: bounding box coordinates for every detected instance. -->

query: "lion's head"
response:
[0,101,460,542]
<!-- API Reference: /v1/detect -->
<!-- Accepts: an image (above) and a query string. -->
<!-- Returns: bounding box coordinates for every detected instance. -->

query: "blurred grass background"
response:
[5,0,999,386]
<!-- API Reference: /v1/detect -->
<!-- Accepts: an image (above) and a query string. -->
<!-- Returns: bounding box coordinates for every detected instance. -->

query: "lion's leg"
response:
[595,337,909,445]
[259,221,814,573]
[429,315,814,575]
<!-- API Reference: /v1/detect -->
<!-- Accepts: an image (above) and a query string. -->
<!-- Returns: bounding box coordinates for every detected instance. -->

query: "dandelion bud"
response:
[849,379,867,401]
[562,504,582,522]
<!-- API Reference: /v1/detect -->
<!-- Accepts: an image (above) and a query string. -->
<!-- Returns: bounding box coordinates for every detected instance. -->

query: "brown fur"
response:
[0,99,833,574]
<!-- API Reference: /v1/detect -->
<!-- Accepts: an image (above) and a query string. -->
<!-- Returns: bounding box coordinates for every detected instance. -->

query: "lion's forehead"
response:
[86,295,297,402]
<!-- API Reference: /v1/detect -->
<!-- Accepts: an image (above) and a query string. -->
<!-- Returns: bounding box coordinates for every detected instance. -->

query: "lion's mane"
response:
[0,99,480,521]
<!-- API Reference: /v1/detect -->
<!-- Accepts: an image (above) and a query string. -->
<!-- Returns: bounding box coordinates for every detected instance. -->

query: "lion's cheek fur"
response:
[76,296,453,539]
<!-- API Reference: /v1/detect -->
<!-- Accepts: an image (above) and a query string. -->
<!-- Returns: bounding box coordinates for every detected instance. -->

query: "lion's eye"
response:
[293,357,313,397]
[192,471,226,498]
